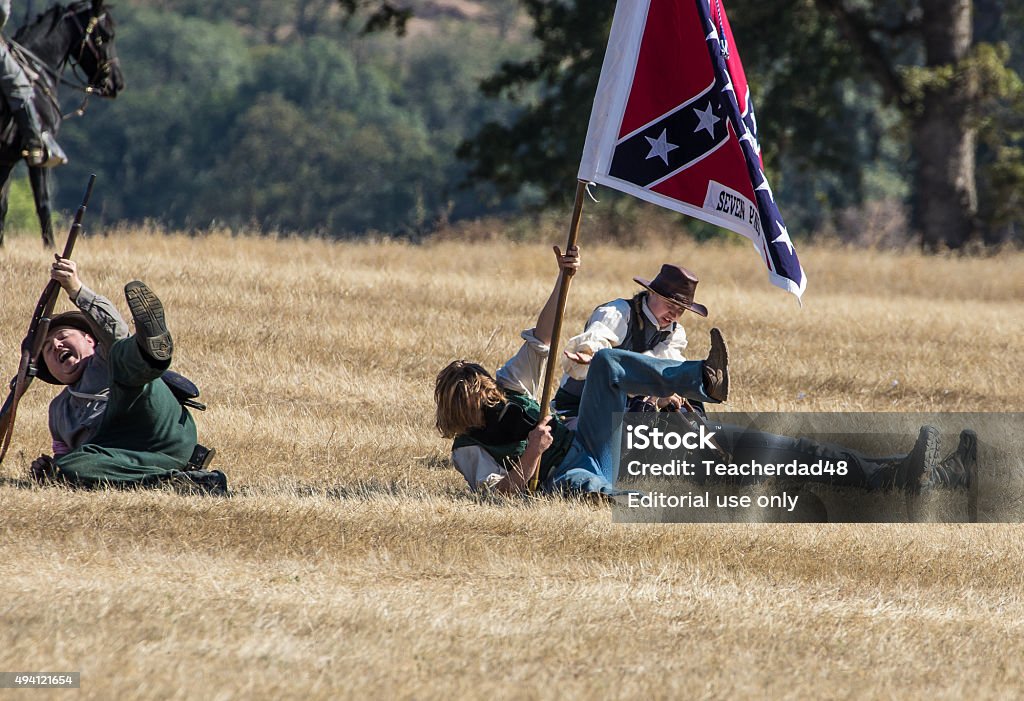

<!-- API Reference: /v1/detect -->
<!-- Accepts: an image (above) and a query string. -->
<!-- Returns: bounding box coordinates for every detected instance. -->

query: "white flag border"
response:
[588,173,807,298]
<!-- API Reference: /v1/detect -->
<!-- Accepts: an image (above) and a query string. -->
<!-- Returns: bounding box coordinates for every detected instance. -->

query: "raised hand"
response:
[50,256,82,299]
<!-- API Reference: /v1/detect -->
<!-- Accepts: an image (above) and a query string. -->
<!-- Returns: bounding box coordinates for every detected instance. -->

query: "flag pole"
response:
[529,178,588,492]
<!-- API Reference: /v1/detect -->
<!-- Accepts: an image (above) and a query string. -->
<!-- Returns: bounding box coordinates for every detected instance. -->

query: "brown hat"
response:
[633,264,709,317]
[35,311,105,385]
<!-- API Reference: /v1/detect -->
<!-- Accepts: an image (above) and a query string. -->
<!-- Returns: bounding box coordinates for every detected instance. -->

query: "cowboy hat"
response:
[633,264,709,317]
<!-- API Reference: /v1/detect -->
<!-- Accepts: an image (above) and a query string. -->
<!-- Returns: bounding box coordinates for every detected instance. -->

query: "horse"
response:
[0,0,123,247]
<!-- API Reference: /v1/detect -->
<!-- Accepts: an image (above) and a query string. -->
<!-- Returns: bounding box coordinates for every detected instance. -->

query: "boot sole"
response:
[706,327,729,402]
[124,281,173,361]
[905,426,940,522]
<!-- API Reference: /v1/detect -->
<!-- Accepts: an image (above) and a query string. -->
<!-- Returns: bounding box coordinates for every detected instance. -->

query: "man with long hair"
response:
[435,245,727,497]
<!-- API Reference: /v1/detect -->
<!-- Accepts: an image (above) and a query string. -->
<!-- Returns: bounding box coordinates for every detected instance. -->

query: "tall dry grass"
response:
[1,229,1023,700]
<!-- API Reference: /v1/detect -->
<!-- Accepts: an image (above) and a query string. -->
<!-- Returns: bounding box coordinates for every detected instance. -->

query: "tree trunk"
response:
[912,0,977,250]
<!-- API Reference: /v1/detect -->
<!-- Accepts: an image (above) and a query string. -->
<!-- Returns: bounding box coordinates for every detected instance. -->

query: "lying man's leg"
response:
[572,336,725,485]
[55,282,197,486]
[54,446,191,487]
[703,423,925,490]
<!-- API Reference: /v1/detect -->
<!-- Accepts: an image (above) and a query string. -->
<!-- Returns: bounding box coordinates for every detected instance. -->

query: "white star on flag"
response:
[644,128,678,165]
[745,91,758,134]
[693,103,720,137]
[772,221,793,255]
[575,0,806,300]
[755,171,776,204]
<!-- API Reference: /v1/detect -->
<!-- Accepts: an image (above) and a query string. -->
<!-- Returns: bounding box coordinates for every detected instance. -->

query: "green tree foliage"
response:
[56,8,255,222]
[132,0,405,38]
[50,1,530,234]
[971,18,1024,242]
[813,0,1024,247]
[459,0,1024,247]
[457,1,613,210]
[2,169,41,235]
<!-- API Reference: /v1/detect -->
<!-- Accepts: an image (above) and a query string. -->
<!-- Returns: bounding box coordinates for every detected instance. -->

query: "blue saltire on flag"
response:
[578,0,807,300]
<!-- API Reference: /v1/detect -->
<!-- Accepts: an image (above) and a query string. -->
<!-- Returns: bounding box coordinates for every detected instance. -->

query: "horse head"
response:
[68,0,125,98]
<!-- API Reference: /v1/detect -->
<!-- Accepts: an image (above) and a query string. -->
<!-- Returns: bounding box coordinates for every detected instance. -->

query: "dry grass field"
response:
[1,226,1023,700]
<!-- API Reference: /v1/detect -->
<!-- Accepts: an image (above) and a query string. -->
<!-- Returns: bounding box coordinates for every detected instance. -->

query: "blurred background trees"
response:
[458,0,1024,248]
[11,0,1024,246]
[37,0,532,235]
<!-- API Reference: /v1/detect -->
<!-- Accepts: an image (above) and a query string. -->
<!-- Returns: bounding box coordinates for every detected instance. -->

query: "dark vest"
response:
[452,391,574,485]
[553,293,674,416]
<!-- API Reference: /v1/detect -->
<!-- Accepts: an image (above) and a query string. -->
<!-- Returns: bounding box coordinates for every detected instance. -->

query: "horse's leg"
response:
[0,163,13,248]
[28,165,54,248]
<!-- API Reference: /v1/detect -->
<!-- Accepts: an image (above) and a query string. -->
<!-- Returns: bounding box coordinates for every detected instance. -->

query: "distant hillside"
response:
[119,0,529,41]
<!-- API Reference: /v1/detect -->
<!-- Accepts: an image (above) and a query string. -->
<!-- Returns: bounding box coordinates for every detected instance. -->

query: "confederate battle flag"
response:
[578,0,807,299]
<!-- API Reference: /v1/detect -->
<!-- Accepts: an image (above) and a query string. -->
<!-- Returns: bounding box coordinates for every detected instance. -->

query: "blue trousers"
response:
[545,349,713,495]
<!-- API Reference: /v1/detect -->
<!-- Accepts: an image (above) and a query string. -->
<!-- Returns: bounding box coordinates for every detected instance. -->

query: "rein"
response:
[5,41,62,113]
[57,5,117,113]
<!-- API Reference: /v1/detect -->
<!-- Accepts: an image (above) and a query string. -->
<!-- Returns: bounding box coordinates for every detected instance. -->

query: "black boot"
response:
[124,281,174,362]
[169,469,229,497]
[13,102,66,167]
[702,328,729,402]
[187,444,217,470]
[896,426,941,494]
[931,429,976,490]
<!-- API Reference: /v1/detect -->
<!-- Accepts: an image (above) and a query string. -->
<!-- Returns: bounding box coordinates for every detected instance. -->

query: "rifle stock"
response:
[0,174,97,465]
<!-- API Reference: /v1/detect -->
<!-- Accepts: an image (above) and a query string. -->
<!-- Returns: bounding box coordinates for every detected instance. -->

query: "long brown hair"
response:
[434,360,506,438]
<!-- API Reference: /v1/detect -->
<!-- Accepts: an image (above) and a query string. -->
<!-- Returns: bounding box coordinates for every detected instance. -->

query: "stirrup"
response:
[23,132,68,168]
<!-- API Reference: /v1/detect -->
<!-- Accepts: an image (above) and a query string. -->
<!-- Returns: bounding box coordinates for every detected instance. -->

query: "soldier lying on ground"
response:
[433,245,974,500]
[28,257,226,494]
[434,244,727,497]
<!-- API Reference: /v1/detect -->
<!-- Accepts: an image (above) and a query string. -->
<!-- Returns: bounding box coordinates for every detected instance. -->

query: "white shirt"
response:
[559,296,688,384]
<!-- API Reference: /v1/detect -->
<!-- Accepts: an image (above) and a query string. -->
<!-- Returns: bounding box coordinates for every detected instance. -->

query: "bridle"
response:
[60,3,118,104]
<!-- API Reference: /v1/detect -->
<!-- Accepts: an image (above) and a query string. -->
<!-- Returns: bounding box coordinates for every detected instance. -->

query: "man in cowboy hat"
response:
[29,256,225,493]
[555,262,976,502]
[555,263,712,424]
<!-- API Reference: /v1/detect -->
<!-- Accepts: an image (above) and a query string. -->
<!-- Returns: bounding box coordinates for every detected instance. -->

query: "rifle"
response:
[678,401,732,463]
[0,174,97,465]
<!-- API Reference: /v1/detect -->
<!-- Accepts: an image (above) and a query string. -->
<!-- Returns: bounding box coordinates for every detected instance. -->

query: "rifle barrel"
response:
[0,174,97,466]
[60,174,96,261]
